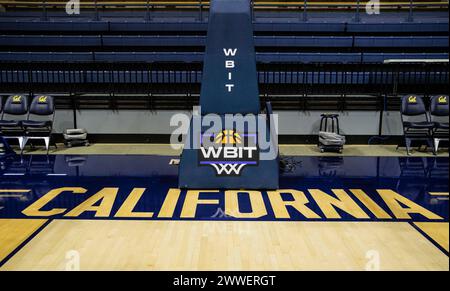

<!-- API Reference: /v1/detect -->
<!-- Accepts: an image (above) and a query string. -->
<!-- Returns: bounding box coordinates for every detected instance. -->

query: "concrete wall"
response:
[52,109,405,136]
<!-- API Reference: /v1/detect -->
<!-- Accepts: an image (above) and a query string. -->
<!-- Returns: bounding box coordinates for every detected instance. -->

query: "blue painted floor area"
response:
[0,154,448,222]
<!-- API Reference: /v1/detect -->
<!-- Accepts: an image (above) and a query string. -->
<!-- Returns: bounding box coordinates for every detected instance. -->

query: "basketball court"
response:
[0,0,448,273]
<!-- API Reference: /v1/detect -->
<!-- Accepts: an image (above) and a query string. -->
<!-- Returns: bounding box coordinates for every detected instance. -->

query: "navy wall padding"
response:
[200,0,260,114]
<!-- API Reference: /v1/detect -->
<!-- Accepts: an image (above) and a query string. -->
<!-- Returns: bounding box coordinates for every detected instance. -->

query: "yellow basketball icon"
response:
[215,130,242,144]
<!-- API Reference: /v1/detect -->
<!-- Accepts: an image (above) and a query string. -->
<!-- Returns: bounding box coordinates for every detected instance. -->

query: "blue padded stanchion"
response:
[178,0,279,189]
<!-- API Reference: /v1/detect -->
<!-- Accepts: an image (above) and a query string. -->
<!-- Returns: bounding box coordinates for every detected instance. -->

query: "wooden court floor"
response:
[0,219,448,271]
[0,148,448,271]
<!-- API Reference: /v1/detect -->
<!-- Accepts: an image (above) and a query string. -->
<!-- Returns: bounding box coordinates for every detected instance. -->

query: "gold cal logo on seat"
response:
[38,96,48,103]
[408,96,417,103]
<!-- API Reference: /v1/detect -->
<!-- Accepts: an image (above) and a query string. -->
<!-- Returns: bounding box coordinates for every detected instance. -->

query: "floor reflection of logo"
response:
[199,130,258,176]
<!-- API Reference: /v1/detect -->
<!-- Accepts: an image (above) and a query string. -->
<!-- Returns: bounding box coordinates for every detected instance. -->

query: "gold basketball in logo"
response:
[215,130,242,145]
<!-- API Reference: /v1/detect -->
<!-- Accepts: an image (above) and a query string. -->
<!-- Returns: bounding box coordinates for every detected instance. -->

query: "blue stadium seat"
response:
[0,35,102,47]
[254,36,353,47]
[354,36,449,48]
[102,35,206,47]
[0,52,94,62]
[362,53,449,63]
[256,53,362,63]
[348,22,449,33]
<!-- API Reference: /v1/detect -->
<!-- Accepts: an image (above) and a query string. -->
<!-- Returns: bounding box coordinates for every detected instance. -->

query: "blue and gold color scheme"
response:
[0,154,448,270]
[178,0,279,189]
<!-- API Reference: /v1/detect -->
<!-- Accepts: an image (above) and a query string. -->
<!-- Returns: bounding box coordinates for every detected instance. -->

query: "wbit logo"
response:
[199,130,259,176]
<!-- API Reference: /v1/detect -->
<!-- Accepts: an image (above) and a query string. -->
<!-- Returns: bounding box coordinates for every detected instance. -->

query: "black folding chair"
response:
[430,95,449,155]
[398,95,435,155]
[0,95,29,153]
[22,95,56,154]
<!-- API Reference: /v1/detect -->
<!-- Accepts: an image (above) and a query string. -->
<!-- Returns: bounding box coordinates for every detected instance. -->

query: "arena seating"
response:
[0,3,448,111]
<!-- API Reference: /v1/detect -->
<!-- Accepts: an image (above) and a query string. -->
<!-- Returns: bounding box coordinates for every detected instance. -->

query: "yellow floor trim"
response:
[1,220,448,271]
[414,222,449,252]
[0,219,48,263]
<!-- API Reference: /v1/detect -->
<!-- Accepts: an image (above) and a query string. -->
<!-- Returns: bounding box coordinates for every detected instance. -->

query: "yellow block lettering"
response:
[115,188,153,218]
[225,190,267,218]
[181,190,219,218]
[267,189,320,219]
[377,189,443,220]
[158,189,182,218]
[351,189,392,219]
[22,187,87,217]
[65,188,118,217]
[309,189,370,219]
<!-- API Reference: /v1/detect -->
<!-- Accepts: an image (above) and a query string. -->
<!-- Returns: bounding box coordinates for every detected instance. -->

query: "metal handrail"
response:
[1,1,449,8]
[1,1,448,23]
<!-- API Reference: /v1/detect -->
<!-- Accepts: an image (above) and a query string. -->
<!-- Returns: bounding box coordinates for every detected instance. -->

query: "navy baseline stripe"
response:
[0,219,53,268]
[409,222,449,257]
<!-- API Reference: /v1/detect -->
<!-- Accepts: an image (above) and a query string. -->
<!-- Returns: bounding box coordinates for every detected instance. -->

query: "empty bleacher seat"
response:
[0,52,94,62]
[101,35,206,47]
[362,53,449,63]
[254,36,353,47]
[354,36,449,48]
[0,35,102,47]
[256,53,362,64]
[347,23,449,33]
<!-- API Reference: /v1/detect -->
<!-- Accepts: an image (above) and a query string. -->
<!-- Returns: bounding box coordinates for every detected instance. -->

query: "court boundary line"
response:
[0,219,53,269]
[409,222,449,257]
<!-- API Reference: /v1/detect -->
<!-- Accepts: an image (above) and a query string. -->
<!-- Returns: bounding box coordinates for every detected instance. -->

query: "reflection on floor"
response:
[0,153,448,270]
[12,144,450,157]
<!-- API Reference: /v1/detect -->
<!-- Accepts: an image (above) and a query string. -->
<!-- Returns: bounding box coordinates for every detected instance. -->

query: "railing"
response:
[0,62,447,108]
[1,1,448,22]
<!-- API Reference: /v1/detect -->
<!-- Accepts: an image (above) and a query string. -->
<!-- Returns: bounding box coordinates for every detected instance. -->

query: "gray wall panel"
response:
[51,110,405,136]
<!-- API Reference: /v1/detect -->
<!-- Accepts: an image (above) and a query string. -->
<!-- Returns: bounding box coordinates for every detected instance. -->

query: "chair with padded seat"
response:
[0,95,29,152]
[398,94,435,155]
[430,95,449,155]
[22,95,56,154]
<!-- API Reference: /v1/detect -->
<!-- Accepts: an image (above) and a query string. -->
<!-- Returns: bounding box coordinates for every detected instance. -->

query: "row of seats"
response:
[400,94,449,155]
[1,71,447,85]
[0,95,55,154]
[1,35,448,48]
[1,20,448,33]
[0,52,448,63]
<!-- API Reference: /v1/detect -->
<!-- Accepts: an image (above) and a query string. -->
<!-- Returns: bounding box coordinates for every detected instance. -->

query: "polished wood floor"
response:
[1,220,448,271]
